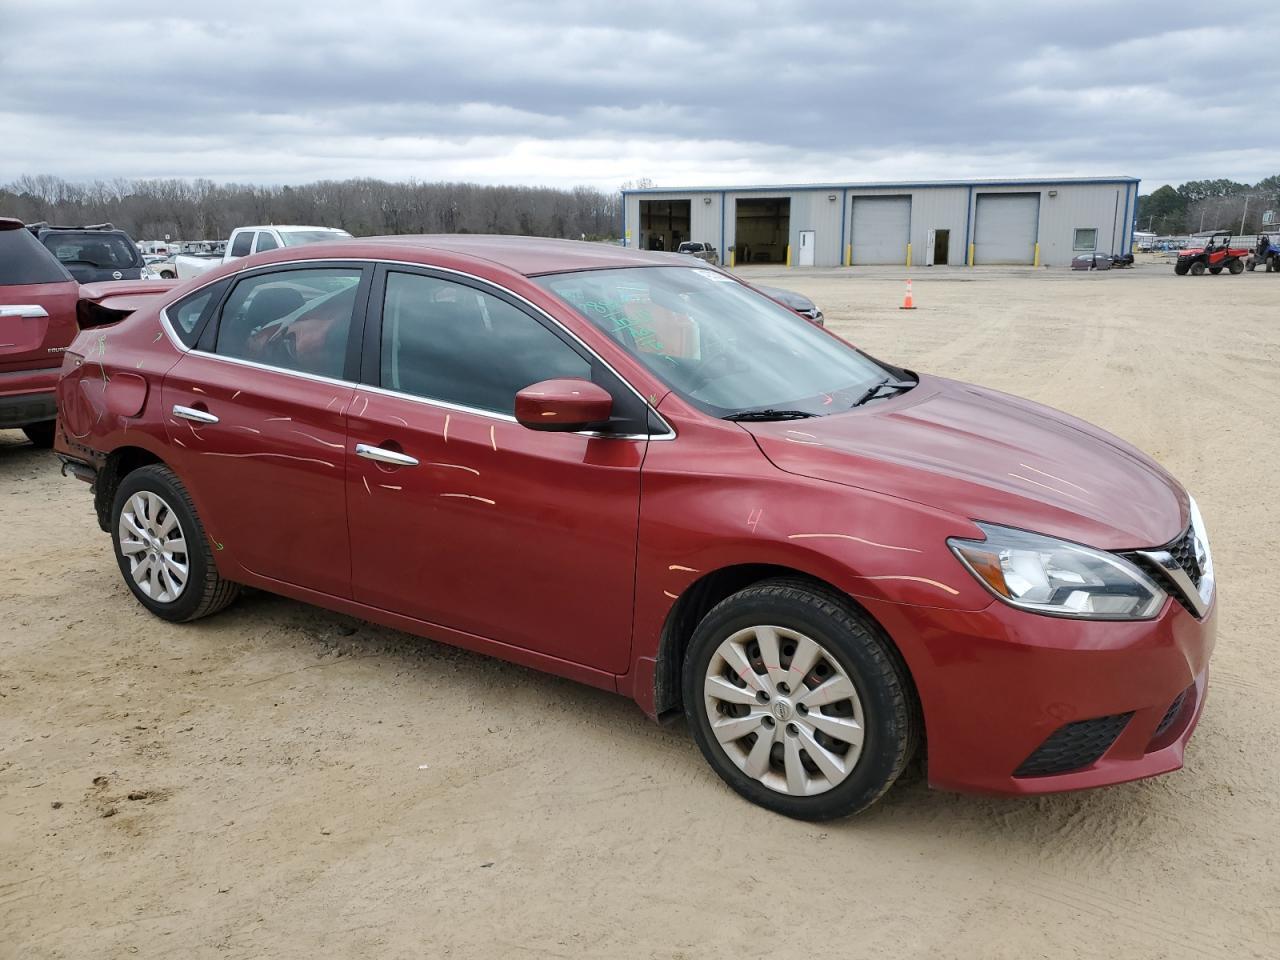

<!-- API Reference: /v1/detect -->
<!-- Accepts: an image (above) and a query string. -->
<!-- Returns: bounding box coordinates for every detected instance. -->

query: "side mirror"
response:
[515,378,613,432]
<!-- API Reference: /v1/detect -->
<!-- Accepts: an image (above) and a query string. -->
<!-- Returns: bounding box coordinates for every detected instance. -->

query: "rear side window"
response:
[167,279,229,348]
[0,228,73,285]
[214,268,362,379]
[229,232,254,257]
[255,232,279,253]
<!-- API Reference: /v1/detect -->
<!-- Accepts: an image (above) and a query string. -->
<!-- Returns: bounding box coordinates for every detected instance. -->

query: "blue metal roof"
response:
[623,176,1140,196]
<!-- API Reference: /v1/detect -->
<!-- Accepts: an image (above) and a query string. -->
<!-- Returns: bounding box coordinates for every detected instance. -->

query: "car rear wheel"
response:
[111,464,240,622]
[683,579,919,820]
[21,421,56,447]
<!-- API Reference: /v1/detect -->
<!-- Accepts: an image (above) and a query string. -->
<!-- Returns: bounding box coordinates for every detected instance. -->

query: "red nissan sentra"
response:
[53,236,1216,819]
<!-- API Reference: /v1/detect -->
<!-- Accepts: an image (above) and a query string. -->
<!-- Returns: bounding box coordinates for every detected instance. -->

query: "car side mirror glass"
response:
[515,378,613,432]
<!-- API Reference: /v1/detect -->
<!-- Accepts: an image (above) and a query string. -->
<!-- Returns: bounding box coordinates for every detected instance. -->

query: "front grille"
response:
[1152,687,1191,741]
[1123,524,1204,617]
[1014,712,1133,778]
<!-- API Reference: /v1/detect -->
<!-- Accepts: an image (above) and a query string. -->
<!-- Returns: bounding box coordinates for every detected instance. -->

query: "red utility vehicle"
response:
[1173,233,1248,275]
[54,236,1216,819]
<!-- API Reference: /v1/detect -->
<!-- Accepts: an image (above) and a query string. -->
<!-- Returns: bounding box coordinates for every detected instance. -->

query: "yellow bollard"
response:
[1033,242,1041,267]
[906,242,912,268]
[786,244,792,267]
[845,243,852,266]
[729,249,735,268]
[968,242,976,266]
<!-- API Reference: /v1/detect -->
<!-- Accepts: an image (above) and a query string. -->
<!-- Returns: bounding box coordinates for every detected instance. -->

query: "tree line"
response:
[0,175,625,243]
[1137,176,1280,235]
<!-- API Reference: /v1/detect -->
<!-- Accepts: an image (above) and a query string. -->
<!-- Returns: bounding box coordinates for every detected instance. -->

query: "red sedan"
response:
[53,236,1216,819]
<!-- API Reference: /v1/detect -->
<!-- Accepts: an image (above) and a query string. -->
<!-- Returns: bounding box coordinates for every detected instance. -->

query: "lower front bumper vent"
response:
[1014,712,1134,778]
[1152,687,1191,741]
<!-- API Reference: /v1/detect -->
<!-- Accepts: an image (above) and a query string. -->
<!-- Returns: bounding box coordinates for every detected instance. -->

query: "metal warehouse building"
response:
[622,177,1139,268]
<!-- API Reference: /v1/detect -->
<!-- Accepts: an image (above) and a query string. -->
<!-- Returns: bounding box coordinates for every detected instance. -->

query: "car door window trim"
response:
[158,257,676,440]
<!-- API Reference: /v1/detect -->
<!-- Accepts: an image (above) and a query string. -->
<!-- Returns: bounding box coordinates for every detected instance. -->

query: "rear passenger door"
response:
[161,263,372,598]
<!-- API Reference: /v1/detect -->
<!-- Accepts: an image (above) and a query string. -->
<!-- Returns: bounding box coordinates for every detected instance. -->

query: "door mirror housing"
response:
[515,378,613,432]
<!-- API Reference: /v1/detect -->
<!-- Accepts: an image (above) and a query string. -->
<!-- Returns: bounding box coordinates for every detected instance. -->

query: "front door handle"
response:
[355,442,419,467]
[173,404,219,425]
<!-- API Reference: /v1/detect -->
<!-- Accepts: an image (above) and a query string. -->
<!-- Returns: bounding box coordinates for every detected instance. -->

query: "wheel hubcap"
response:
[704,625,865,797]
[118,492,189,603]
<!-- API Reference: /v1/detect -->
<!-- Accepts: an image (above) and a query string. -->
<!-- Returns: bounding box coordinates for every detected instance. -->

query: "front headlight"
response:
[948,523,1166,620]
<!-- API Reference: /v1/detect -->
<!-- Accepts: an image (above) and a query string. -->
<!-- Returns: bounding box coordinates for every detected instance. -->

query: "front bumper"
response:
[864,592,1217,796]
[0,367,59,428]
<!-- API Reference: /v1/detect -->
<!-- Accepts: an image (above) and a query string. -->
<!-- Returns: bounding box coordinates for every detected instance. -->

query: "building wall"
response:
[623,180,1139,268]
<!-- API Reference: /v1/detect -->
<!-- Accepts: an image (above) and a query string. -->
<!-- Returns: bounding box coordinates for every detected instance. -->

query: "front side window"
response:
[229,232,254,257]
[380,271,590,415]
[535,266,898,418]
[254,232,279,253]
[214,268,361,379]
[1073,228,1098,252]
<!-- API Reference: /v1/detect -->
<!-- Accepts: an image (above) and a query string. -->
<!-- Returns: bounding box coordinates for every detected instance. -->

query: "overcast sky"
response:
[2,1,1278,192]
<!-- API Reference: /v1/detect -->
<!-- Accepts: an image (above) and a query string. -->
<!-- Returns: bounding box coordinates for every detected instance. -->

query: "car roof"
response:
[353,234,691,276]
[239,225,349,232]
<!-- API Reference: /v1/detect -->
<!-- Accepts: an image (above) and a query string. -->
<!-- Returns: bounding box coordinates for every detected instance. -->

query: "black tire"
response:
[1246,259,1256,271]
[1209,266,1223,274]
[111,464,240,622]
[1174,261,1189,275]
[683,579,919,820]
[21,420,56,447]
[160,270,176,279]
[1228,259,1244,275]
[1190,261,1206,275]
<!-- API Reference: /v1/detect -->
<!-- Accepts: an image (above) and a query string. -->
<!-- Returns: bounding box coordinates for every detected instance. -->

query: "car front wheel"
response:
[111,464,240,622]
[683,579,919,820]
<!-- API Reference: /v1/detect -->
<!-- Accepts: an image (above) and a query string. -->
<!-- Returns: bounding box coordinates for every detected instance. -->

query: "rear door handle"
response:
[355,442,419,467]
[173,404,219,425]
[0,305,50,319]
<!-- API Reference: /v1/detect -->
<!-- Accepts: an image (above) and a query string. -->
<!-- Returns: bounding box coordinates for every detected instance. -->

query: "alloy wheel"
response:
[118,491,189,603]
[703,625,866,796]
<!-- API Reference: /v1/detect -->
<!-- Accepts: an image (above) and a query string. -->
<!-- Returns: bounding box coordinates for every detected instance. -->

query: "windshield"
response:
[535,266,903,417]
[279,229,353,247]
[42,232,141,269]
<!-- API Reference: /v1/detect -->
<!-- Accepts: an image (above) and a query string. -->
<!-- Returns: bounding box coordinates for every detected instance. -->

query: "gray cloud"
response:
[2,0,1278,189]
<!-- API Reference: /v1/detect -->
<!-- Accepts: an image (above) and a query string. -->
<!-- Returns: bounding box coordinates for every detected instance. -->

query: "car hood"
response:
[744,374,1187,550]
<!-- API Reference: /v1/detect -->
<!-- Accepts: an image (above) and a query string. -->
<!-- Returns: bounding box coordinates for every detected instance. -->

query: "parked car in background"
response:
[55,235,1216,820]
[175,225,352,279]
[0,218,81,446]
[753,283,825,326]
[145,255,178,279]
[676,241,719,265]
[29,222,147,284]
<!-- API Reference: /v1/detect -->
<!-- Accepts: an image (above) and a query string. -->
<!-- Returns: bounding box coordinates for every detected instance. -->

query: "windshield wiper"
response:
[849,377,913,409]
[723,408,818,422]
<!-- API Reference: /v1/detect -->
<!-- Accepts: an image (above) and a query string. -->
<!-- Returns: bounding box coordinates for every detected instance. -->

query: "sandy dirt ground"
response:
[2,260,1278,959]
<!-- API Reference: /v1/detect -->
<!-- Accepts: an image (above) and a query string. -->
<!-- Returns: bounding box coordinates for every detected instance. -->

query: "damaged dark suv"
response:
[30,222,147,284]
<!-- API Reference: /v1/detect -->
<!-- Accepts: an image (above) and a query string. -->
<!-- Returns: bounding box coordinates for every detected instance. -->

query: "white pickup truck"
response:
[174,224,352,279]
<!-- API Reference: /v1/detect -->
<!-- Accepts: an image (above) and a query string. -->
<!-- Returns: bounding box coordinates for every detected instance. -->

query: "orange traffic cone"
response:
[899,279,917,310]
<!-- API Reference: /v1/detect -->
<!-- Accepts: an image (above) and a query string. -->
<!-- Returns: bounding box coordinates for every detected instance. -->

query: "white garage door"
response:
[851,197,910,265]
[974,193,1040,264]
